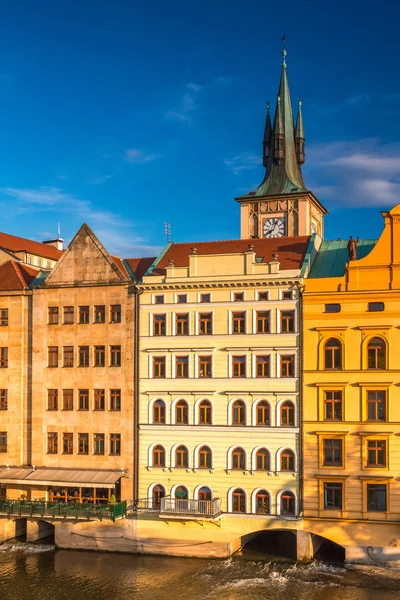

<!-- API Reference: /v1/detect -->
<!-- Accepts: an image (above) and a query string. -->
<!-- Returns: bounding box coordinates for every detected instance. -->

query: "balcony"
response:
[160,497,222,521]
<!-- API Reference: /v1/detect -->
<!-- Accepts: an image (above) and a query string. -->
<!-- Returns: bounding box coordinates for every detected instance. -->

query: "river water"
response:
[1,542,400,600]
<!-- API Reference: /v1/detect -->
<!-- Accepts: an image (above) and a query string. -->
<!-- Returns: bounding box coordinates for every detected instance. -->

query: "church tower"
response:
[236,49,327,239]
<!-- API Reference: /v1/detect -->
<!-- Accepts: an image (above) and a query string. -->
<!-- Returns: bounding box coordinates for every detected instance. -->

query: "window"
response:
[110,433,121,456]
[256,356,270,377]
[94,433,105,455]
[232,488,246,512]
[0,432,7,453]
[0,309,8,326]
[47,260,51,269]
[152,485,165,508]
[368,302,384,312]
[281,491,295,515]
[280,310,295,333]
[200,293,210,303]
[152,357,166,378]
[232,447,246,470]
[63,433,73,454]
[367,390,386,421]
[78,346,89,367]
[63,389,73,411]
[281,401,295,426]
[79,306,89,324]
[63,306,74,324]
[174,485,188,499]
[232,312,245,334]
[198,487,212,501]
[47,389,58,411]
[324,338,342,370]
[48,346,58,368]
[152,445,165,467]
[153,399,166,423]
[198,312,212,335]
[199,446,212,468]
[177,294,187,304]
[175,400,189,424]
[63,346,74,367]
[198,356,212,378]
[78,389,89,411]
[366,440,386,467]
[325,304,341,313]
[232,356,246,378]
[256,400,270,426]
[94,305,105,323]
[256,448,270,471]
[282,291,292,300]
[110,389,121,411]
[153,314,166,336]
[47,432,58,454]
[280,355,294,377]
[324,391,343,421]
[78,433,89,455]
[233,292,244,302]
[0,390,8,410]
[175,445,188,467]
[232,400,246,425]
[94,345,106,367]
[280,449,295,471]
[198,400,212,424]
[154,295,164,304]
[175,356,189,378]
[255,490,270,514]
[38,258,42,267]
[94,389,105,411]
[0,348,8,368]
[110,305,121,323]
[48,307,59,325]
[367,337,386,369]
[367,484,387,511]
[324,482,343,509]
[322,439,343,467]
[110,345,121,367]
[176,313,189,335]
[256,311,270,334]
[258,291,268,301]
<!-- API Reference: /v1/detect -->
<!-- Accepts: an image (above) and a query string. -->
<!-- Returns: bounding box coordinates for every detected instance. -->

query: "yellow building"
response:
[303,203,400,562]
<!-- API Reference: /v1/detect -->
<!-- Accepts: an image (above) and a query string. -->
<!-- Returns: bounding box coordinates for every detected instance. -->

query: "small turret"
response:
[295,99,305,165]
[262,102,272,168]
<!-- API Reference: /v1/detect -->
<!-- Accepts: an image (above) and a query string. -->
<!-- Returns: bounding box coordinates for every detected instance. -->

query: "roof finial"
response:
[265,101,270,113]
[281,34,287,67]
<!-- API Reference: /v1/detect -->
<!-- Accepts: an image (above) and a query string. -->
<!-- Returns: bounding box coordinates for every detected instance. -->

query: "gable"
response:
[44,224,129,286]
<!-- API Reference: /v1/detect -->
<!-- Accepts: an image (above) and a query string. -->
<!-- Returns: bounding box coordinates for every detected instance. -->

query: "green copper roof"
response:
[308,239,377,279]
[295,100,304,139]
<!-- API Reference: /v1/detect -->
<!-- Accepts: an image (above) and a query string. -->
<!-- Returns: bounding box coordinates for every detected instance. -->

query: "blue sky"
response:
[0,0,399,257]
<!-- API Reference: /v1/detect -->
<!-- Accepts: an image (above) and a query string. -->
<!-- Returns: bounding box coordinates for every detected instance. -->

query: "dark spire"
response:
[262,102,272,168]
[295,99,305,165]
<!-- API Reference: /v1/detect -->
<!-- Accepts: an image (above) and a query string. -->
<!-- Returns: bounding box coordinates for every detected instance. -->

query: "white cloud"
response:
[124,148,159,163]
[224,152,261,175]
[164,77,234,124]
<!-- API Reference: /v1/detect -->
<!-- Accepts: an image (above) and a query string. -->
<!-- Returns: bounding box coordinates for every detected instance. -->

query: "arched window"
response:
[255,448,270,471]
[174,485,188,499]
[176,400,188,424]
[232,488,246,513]
[280,401,295,426]
[152,484,165,509]
[324,338,342,370]
[175,445,189,467]
[153,399,165,424]
[367,337,386,369]
[232,400,246,425]
[232,447,246,470]
[280,449,295,471]
[255,489,270,514]
[198,486,212,502]
[152,445,165,467]
[198,445,212,468]
[256,400,270,426]
[280,491,295,515]
[198,400,212,424]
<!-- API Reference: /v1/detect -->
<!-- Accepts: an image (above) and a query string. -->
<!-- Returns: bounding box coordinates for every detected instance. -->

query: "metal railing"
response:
[160,497,221,517]
[0,500,127,522]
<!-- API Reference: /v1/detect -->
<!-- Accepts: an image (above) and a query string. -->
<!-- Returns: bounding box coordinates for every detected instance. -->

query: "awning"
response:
[0,468,122,489]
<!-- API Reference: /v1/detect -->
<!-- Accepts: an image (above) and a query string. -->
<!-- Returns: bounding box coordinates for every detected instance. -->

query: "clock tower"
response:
[236,49,327,239]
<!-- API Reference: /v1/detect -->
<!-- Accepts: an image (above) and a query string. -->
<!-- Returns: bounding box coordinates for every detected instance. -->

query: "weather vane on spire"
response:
[281,34,287,66]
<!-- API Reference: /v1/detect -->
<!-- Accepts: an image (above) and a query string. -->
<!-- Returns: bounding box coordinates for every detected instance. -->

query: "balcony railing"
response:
[160,497,221,517]
[0,500,127,522]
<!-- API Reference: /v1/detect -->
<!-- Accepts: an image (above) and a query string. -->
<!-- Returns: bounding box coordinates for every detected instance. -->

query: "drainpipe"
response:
[133,284,142,503]
[296,281,305,517]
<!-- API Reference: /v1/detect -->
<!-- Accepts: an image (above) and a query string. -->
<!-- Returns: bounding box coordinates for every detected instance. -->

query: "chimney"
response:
[42,238,64,251]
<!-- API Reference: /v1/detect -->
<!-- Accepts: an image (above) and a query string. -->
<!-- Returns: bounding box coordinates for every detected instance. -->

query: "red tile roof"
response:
[0,231,63,260]
[126,257,156,281]
[153,237,310,274]
[0,261,38,291]
[109,255,131,279]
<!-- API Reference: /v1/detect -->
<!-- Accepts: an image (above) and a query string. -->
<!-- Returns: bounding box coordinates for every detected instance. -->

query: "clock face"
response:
[263,217,285,238]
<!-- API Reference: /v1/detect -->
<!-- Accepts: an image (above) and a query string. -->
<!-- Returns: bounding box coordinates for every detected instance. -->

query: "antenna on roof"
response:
[57,222,61,239]
[164,222,171,243]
